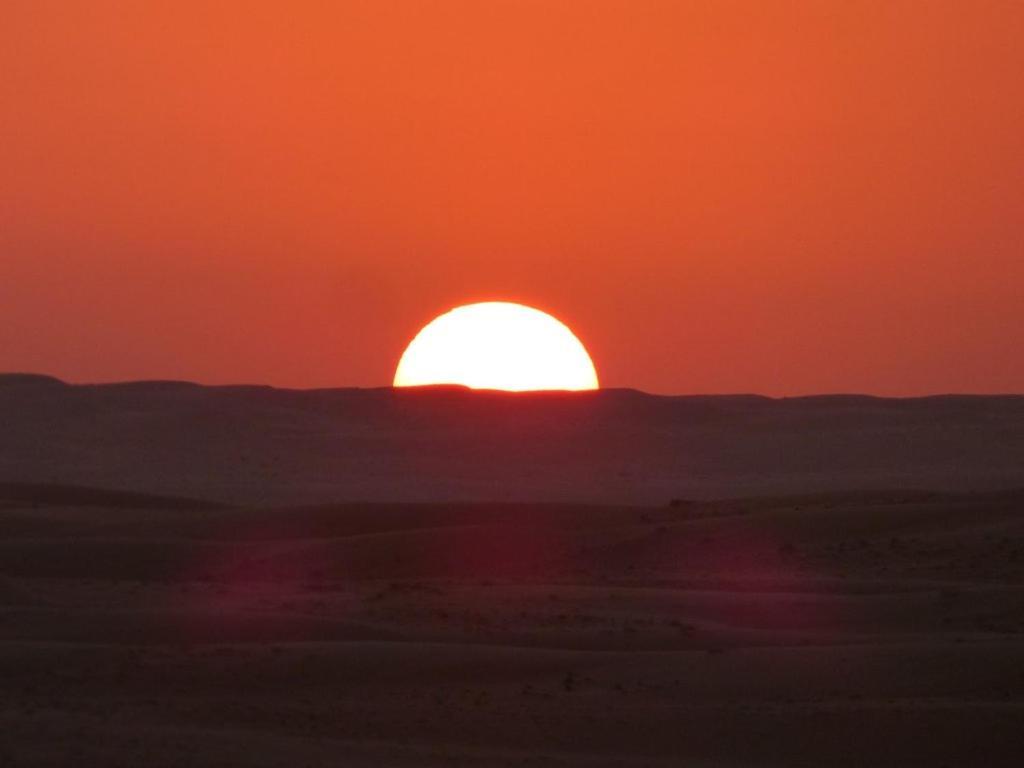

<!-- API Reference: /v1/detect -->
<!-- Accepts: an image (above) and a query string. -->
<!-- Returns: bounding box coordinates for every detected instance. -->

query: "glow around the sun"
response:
[393,302,599,392]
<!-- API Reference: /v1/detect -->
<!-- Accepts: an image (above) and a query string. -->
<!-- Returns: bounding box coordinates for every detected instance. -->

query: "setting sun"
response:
[394,302,599,391]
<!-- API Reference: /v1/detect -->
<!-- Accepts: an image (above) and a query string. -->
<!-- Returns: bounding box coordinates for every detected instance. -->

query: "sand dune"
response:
[0,484,1022,765]
[2,374,1024,504]
[3,377,1023,765]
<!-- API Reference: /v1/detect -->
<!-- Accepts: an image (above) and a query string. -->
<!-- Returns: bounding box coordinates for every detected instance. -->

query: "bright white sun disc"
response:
[393,302,599,392]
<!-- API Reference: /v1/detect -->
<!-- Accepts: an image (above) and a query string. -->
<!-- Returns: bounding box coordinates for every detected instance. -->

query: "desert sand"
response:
[2,374,1023,765]
[2,374,1024,505]
[1,481,1022,766]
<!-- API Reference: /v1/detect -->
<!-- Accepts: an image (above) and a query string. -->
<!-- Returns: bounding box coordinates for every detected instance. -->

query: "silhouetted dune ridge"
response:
[2,374,1023,505]
[0,482,227,509]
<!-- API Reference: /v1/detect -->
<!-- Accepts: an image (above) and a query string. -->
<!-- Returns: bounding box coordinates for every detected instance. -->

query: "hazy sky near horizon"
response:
[2,1,1022,395]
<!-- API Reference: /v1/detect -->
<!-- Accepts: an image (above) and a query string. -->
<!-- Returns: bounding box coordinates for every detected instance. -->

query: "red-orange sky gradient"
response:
[2,1,1022,395]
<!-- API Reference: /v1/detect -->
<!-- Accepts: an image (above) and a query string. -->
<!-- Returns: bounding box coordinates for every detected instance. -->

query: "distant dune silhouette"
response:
[2,373,1023,505]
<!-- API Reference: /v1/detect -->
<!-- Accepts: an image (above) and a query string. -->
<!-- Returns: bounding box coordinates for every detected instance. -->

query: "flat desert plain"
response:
[1,484,1022,766]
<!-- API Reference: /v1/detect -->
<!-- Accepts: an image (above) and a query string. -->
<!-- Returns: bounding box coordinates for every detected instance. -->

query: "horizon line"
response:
[2,371,1023,401]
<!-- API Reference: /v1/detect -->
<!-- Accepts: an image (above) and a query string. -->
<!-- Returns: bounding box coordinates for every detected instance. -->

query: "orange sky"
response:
[2,1,1022,395]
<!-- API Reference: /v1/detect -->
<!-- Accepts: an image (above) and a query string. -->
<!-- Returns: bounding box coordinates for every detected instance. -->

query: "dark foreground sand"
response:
[0,484,1022,766]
